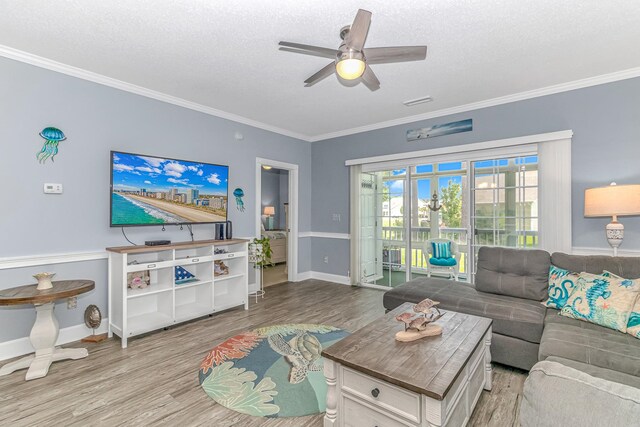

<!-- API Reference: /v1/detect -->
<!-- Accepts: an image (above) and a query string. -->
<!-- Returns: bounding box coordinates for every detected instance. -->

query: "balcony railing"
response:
[380,226,538,273]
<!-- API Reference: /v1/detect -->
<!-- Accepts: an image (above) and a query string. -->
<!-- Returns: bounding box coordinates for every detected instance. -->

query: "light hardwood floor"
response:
[0,281,526,426]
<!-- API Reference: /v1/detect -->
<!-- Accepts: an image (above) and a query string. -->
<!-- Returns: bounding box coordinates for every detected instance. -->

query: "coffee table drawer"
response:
[343,395,416,427]
[342,367,420,423]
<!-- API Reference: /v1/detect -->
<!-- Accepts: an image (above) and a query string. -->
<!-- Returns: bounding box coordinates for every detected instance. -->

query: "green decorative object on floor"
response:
[198,324,349,418]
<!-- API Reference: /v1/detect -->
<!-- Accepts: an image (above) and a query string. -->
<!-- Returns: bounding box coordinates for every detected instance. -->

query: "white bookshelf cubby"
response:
[107,239,249,348]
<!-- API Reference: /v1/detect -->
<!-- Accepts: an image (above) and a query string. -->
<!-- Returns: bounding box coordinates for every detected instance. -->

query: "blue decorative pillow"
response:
[175,266,198,285]
[560,272,640,333]
[542,265,579,309]
[431,242,452,259]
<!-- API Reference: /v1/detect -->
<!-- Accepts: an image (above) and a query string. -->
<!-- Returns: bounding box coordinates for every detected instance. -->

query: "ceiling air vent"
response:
[403,96,433,107]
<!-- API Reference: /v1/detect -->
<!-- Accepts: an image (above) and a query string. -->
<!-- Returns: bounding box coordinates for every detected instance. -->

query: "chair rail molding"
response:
[0,250,108,270]
[299,232,351,239]
[571,246,640,257]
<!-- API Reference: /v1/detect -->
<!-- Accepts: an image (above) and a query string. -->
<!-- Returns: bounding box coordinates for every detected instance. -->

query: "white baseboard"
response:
[295,271,312,281]
[311,271,351,285]
[0,318,109,362]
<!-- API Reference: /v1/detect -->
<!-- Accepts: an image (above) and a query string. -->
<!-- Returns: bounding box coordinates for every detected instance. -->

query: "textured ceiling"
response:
[1,1,640,141]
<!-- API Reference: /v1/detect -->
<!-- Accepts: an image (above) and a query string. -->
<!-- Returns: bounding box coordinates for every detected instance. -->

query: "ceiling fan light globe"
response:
[336,58,366,80]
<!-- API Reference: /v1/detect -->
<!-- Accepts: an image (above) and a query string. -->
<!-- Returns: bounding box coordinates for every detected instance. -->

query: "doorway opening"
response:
[255,158,299,288]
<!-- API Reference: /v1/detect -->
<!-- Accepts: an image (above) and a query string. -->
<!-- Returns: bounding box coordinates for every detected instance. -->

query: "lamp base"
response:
[606,220,624,256]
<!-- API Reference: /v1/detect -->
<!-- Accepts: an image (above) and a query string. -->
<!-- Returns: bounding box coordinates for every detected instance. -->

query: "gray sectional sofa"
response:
[383,247,640,424]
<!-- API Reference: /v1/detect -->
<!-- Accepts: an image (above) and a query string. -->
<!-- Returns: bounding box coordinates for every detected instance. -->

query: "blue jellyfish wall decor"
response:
[37,127,66,163]
[233,188,245,212]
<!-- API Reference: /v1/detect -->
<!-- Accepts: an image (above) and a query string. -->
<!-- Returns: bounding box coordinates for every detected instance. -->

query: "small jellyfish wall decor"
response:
[233,188,245,212]
[37,127,66,163]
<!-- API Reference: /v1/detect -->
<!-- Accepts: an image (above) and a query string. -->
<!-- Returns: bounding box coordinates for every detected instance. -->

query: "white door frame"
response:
[255,158,299,282]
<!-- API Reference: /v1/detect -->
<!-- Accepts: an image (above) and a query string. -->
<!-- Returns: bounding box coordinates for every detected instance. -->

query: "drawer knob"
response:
[371,388,380,398]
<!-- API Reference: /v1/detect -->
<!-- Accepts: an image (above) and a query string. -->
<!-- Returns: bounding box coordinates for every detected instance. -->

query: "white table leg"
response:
[0,355,35,376]
[324,359,338,427]
[0,302,89,380]
[484,327,493,391]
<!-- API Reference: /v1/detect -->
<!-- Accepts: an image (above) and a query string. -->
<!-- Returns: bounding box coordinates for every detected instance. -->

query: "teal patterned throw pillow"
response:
[603,271,640,340]
[542,265,579,309]
[560,272,640,333]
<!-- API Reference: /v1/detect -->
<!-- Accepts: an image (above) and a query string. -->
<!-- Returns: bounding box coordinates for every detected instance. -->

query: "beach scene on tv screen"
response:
[111,152,228,225]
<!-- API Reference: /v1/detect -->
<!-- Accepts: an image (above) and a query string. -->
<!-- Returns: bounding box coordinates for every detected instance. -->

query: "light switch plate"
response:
[43,183,63,194]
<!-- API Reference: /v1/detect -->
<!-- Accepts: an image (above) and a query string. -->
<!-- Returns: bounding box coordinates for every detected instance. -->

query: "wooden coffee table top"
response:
[321,303,492,400]
[0,280,95,306]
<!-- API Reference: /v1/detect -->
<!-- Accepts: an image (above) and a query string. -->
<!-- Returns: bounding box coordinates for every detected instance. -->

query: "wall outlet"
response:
[43,183,63,194]
[67,297,77,309]
[323,256,329,264]
[332,213,341,222]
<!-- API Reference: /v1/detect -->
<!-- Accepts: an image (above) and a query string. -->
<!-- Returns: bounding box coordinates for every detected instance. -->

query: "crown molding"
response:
[3,44,639,143]
[309,67,640,142]
[0,45,311,142]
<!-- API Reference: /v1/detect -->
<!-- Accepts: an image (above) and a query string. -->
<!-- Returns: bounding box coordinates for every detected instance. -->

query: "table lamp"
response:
[584,183,640,256]
[263,206,275,230]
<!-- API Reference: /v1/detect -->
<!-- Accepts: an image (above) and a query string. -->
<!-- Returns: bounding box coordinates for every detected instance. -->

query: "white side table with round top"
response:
[0,279,95,380]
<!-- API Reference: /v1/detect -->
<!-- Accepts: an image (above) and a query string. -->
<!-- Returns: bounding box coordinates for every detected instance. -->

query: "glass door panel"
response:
[409,166,433,281]
[360,169,406,287]
[360,172,380,284]
[409,162,470,281]
[469,156,539,280]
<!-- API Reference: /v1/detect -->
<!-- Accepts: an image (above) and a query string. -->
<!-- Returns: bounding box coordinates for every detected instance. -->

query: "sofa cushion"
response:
[545,356,640,389]
[383,277,546,343]
[429,257,457,267]
[540,311,640,377]
[559,272,640,333]
[431,241,452,259]
[551,252,640,279]
[520,360,640,427]
[475,247,550,301]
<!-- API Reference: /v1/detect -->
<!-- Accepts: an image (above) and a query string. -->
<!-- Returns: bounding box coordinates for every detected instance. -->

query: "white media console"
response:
[107,239,249,348]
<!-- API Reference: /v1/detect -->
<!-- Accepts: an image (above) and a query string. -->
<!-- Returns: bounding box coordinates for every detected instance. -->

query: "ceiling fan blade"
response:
[360,66,380,91]
[304,62,336,86]
[345,9,372,51]
[364,46,428,64]
[279,41,338,59]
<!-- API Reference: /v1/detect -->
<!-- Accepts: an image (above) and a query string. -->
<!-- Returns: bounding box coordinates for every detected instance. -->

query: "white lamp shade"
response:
[263,206,275,216]
[584,184,640,217]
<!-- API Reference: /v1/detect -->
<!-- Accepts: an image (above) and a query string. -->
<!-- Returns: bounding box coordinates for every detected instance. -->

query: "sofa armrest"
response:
[520,360,640,426]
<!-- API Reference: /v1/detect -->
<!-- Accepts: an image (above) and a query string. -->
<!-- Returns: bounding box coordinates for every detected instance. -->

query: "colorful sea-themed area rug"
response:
[198,324,349,418]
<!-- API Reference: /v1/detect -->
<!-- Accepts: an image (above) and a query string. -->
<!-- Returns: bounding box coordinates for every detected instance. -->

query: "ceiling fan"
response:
[279,9,427,91]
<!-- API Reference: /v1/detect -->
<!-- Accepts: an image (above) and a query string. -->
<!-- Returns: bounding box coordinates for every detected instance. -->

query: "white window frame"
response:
[347,130,573,288]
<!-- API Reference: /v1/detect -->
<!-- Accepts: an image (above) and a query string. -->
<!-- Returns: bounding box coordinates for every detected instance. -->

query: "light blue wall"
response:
[0,57,311,342]
[311,77,640,275]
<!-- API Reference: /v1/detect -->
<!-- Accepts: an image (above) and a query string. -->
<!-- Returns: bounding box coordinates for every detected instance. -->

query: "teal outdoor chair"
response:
[423,238,460,280]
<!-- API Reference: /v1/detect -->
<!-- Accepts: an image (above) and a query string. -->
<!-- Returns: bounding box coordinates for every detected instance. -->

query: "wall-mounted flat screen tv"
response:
[110,151,229,227]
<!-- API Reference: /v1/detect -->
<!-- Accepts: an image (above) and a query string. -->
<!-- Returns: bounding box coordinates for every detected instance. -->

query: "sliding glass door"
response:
[357,154,538,289]
[469,156,539,279]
